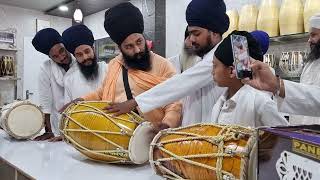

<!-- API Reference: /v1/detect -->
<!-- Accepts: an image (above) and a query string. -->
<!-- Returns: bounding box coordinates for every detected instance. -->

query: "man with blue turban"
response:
[62,24,107,103]
[32,28,75,141]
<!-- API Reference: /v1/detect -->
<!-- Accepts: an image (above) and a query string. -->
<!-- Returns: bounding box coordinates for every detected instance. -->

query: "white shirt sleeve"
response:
[38,63,52,114]
[135,53,214,113]
[64,80,73,104]
[256,97,289,127]
[276,80,320,117]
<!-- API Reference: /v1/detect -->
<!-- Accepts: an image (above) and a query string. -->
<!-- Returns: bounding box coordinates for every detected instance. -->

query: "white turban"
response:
[310,13,320,29]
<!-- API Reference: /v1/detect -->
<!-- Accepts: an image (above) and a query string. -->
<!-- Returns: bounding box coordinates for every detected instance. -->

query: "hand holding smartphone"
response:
[231,35,252,79]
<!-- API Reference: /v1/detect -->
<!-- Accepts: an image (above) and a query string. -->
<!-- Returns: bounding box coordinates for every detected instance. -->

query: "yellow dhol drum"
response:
[257,0,279,37]
[304,0,320,32]
[224,10,239,38]
[60,101,155,164]
[0,100,44,139]
[150,124,257,180]
[238,4,258,32]
[279,0,304,35]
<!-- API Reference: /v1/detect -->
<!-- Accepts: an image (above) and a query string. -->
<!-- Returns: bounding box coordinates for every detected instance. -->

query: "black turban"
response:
[186,0,230,34]
[104,2,144,45]
[32,28,63,55]
[62,24,94,55]
[214,30,263,66]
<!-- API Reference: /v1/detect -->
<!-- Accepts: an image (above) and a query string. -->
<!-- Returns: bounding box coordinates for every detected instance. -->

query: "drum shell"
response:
[60,101,151,164]
[279,0,304,35]
[150,124,257,180]
[238,4,258,32]
[224,10,239,38]
[304,0,320,32]
[257,0,279,37]
[0,101,44,139]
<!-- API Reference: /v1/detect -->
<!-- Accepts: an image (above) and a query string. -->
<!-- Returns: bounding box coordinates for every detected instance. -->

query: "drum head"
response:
[128,122,155,164]
[7,104,43,139]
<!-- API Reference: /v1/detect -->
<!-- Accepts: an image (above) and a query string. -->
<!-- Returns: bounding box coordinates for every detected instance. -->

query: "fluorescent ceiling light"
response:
[59,5,69,11]
[73,8,83,23]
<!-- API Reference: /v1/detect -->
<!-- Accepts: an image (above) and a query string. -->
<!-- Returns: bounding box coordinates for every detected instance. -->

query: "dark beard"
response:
[78,56,99,81]
[56,55,71,71]
[122,44,151,71]
[193,34,215,57]
[307,40,320,62]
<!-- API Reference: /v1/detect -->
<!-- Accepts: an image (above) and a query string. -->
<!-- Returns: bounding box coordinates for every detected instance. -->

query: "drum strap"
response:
[122,66,139,114]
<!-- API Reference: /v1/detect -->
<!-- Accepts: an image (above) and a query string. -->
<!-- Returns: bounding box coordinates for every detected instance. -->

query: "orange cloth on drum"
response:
[82,52,182,128]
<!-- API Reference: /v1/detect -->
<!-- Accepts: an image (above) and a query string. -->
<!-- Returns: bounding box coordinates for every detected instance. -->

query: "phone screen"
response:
[230,35,252,79]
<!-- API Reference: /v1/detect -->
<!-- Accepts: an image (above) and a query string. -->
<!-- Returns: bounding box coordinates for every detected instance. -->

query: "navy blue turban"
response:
[32,28,63,55]
[104,2,144,45]
[62,24,94,55]
[186,0,230,34]
[214,30,263,66]
[250,30,270,55]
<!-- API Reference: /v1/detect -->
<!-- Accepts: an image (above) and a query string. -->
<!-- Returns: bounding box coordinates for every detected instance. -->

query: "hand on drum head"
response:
[34,132,54,141]
[104,99,138,116]
[152,122,170,133]
[48,135,63,142]
[59,98,84,113]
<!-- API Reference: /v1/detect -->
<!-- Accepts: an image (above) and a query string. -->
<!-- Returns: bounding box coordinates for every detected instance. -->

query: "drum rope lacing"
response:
[150,123,256,180]
[61,101,144,163]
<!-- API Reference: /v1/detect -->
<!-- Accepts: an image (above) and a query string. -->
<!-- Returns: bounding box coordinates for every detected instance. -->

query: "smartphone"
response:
[230,34,252,79]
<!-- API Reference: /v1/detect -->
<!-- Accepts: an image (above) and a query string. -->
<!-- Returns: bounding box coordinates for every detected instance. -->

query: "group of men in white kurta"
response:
[32,25,107,141]
[31,0,320,142]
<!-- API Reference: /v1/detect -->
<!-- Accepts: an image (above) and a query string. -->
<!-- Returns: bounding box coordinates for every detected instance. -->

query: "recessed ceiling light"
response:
[59,5,69,11]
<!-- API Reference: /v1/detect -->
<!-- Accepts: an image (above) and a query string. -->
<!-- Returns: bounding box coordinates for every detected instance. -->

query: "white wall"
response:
[84,0,155,41]
[83,10,109,40]
[0,4,72,101]
[165,0,191,58]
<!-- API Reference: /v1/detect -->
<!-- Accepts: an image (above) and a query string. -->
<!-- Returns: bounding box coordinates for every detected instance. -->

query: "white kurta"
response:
[290,59,320,125]
[277,80,320,117]
[135,46,225,124]
[64,61,107,103]
[208,85,289,127]
[38,59,75,135]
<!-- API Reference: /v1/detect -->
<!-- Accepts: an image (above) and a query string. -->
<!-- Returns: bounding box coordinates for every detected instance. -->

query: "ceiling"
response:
[0,0,130,18]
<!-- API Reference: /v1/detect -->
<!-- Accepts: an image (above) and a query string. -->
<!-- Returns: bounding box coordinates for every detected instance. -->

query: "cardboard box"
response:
[258,125,320,180]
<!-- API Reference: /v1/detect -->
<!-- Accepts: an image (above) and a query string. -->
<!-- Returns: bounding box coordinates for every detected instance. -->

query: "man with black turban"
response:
[63,2,182,131]
[32,28,75,141]
[108,0,229,125]
[62,24,107,103]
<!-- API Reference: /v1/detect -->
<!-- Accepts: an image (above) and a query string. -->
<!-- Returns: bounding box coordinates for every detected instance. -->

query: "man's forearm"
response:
[44,113,53,133]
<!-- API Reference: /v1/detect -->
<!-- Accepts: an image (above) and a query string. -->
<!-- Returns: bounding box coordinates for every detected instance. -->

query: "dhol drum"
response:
[279,0,304,35]
[279,51,306,77]
[60,101,155,164]
[150,123,257,180]
[304,0,320,32]
[224,10,239,38]
[264,54,276,69]
[0,56,4,77]
[238,4,258,32]
[0,100,44,139]
[257,0,279,37]
[1,56,14,77]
